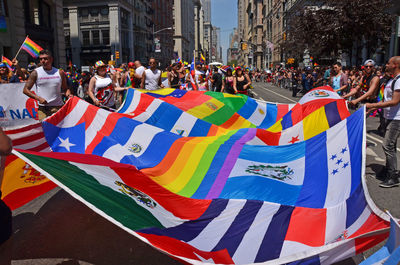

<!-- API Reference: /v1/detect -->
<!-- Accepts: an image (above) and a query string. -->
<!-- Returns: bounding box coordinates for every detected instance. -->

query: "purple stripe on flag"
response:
[22,45,39,58]
[205,128,256,199]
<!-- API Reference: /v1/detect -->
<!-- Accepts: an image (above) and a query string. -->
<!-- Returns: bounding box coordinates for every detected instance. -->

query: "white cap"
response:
[364,59,375,66]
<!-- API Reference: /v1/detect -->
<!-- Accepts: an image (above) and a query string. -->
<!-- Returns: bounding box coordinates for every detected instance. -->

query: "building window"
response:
[80,8,88,17]
[92,30,100,45]
[42,2,51,27]
[82,31,90,46]
[63,8,69,19]
[102,29,109,45]
[100,7,108,16]
[89,8,99,17]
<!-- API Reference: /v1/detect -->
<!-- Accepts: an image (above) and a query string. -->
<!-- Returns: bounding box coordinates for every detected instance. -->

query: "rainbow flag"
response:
[20,37,43,58]
[2,55,13,70]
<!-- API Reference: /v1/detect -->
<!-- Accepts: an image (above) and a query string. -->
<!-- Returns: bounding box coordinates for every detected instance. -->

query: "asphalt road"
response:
[1,84,399,265]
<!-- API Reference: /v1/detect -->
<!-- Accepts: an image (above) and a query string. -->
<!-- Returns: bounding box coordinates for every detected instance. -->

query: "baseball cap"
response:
[27,63,37,72]
[364,59,375,66]
[95,60,107,68]
[128,62,134,68]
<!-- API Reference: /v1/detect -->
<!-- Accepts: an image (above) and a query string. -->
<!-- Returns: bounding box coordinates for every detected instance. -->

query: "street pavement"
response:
[1,83,399,265]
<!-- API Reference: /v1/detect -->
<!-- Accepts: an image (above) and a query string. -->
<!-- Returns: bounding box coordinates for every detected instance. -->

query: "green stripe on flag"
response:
[23,152,164,231]
[205,91,248,113]
[178,130,238,197]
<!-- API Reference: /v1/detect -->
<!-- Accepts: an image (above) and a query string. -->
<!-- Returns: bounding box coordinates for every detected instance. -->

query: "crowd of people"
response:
[1,50,400,190]
[1,51,256,111]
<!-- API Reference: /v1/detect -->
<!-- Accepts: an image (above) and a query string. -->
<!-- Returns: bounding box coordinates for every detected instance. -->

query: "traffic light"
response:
[115,51,120,59]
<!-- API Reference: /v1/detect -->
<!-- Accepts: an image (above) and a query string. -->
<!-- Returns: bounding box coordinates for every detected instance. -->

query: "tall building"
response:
[152,0,174,67]
[0,0,65,68]
[173,0,195,61]
[194,0,202,60]
[64,0,138,67]
[203,21,212,62]
[211,26,221,62]
[227,28,240,64]
[202,0,211,23]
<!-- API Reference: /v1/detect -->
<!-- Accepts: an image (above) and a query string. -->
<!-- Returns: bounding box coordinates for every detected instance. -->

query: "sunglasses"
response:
[365,66,373,68]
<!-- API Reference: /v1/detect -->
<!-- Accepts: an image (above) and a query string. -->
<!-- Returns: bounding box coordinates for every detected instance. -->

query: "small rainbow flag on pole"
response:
[2,56,13,69]
[20,37,43,58]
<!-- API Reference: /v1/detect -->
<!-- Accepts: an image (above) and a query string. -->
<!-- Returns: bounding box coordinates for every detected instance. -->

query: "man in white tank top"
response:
[23,50,71,120]
[141,58,164,90]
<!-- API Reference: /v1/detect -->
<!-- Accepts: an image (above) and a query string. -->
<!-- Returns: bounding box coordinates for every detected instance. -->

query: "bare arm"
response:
[59,70,72,97]
[0,128,12,156]
[351,76,380,105]
[159,72,164,88]
[88,77,99,106]
[112,74,127,92]
[245,74,252,89]
[167,72,172,87]
[221,79,225,93]
[140,71,146,89]
[23,71,47,104]
[366,90,400,111]
[343,77,363,99]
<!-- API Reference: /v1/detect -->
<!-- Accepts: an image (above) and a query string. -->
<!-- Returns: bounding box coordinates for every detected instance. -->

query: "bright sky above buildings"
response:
[211,0,238,64]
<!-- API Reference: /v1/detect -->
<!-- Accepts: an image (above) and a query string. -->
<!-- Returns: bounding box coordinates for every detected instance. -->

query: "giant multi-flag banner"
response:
[1,86,394,264]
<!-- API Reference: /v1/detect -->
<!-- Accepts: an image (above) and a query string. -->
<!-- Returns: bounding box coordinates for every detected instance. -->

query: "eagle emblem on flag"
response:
[245,165,294,181]
[115,181,157,209]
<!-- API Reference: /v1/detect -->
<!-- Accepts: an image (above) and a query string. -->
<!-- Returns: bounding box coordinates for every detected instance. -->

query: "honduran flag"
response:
[20,36,43,58]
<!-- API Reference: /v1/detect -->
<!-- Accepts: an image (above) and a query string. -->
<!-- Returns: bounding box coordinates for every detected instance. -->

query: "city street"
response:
[1,84,398,265]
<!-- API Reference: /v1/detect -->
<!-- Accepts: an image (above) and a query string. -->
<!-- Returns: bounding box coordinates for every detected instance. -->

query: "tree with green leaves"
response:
[281,0,395,62]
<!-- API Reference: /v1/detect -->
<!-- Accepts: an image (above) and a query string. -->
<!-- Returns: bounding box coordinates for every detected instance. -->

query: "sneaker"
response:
[375,168,387,181]
[379,177,400,188]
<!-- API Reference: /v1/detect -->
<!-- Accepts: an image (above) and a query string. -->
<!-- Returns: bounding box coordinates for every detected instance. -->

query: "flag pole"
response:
[14,35,28,60]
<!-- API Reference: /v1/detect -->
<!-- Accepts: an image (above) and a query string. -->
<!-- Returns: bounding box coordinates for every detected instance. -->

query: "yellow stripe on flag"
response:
[186,98,225,119]
[163,136,217,193]
[303,107,330,139]
[1,158,50,198]
[266,119,283,133]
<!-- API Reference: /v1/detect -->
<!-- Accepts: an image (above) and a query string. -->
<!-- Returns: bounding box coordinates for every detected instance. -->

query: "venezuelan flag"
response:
[21,37,43,58]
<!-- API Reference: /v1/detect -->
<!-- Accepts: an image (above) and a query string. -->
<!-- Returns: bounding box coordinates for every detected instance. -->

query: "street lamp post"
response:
[152,26,173,66]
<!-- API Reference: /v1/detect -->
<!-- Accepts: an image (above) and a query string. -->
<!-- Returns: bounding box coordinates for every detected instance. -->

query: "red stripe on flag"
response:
[11,132,44,146]
[276,104,289,121]
[354,232,389,255]
[2,181,57,210]
[336,100,351,120]
[4,123,42,135]
[79,104,99,129]
[255,130,280,145]
[85,113,121,154]
[29,142,50,152]
[137,233,235,264]
[350,213,389,240]
[45,97,81,125]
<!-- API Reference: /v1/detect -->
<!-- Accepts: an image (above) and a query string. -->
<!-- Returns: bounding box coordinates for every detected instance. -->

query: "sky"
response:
[211,0,238,64]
